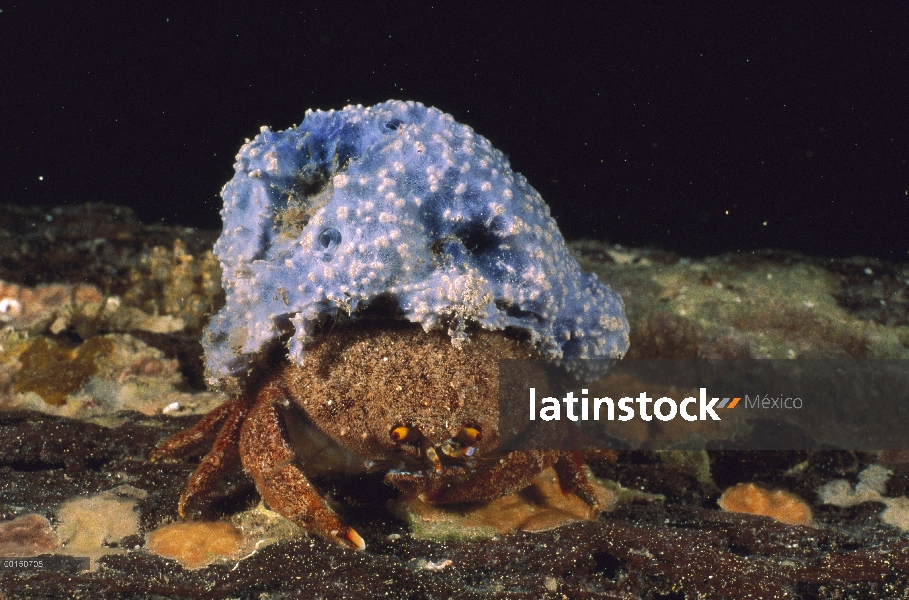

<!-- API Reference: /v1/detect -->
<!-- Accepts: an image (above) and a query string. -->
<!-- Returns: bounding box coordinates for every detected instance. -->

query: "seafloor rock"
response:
[571,241,909,360]
[1,203,909,598]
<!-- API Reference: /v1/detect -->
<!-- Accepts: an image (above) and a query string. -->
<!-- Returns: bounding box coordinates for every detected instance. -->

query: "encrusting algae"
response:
[13,336,113,406]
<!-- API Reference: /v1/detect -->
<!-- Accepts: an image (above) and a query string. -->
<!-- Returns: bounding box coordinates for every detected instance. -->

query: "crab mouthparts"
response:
[391,438,478,476]
[427,437,479,472]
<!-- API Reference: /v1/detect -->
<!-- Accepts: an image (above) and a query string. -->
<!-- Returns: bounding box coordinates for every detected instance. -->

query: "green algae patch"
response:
[661,449,714,485]
[391,500,499,542]
[596,478,666,504]
[13,336,113,406]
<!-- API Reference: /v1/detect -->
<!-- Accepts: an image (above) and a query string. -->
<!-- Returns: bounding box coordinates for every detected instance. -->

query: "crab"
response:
[152,319,606,550]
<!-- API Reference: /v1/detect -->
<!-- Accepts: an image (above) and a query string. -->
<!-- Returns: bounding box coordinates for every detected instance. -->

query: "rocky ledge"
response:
[1,203,908,599]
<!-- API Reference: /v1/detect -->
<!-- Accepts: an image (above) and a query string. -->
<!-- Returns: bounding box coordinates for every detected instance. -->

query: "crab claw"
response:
[241,389,370,551]
[331,527,366,550]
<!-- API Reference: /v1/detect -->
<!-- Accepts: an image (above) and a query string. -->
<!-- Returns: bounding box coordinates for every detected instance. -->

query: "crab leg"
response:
[176,400,248,517]
[426,450,561,504]
[150,399,249,517]
[412,449,602,515]
[553,451,601,515]
[240,384,365,551]
[150,399,239,462]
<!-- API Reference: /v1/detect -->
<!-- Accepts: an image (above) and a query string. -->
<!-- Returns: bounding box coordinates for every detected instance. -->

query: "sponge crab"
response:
[152,320,606,550]
[154,100,629,550]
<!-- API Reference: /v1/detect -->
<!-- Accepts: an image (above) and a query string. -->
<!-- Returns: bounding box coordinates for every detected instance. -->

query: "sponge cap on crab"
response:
[203,99,629,391]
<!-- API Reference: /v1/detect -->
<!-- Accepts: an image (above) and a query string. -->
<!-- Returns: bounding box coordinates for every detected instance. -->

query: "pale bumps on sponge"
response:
[203,100,629,388]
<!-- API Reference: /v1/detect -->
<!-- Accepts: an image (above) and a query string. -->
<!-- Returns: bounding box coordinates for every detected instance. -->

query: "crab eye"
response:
[457,426,482,444]
[390,425,417,443]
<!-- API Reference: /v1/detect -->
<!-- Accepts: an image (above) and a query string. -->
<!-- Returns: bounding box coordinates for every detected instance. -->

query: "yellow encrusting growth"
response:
[122,240,221,332]
[14,336,113,405]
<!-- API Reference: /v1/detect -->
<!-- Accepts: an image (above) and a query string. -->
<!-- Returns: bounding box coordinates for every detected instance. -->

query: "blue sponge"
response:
[203,100,628,388]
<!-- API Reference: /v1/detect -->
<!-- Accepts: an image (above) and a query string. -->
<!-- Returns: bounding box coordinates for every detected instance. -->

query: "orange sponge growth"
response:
[146,521,243,570]
[718,482,812,526]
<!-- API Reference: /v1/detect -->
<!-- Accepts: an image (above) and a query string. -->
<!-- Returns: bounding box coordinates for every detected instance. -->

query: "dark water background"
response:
[3,4,906,260]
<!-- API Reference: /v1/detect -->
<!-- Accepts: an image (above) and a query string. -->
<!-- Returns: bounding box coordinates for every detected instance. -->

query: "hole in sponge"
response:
[495,300,543,321]
[318,227,342,250]
[455,220,498,255]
